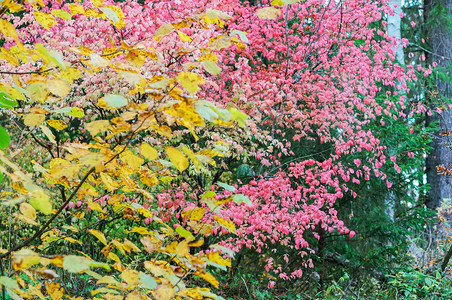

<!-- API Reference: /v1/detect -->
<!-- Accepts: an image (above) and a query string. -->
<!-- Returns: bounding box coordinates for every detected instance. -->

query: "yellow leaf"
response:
[207,252,231,267]
[85,120,110,135]
[67,107,85,118]
[165,147,189,172]
[45,282,63,300]
[177,31,193,42]
[48,158,79,180]
[102,46,122,59]
[123,238,141,253]
[206,8,231,20]
[85,8,101,18]
[20,202,37,220]
[60,67,82,82]
[14,212,39,226]
[111,240,126,255]
[272,0,300,5]
[26,82,48,102]
[92,0,103,7]
[47,120,67,130]
[34,12,57,30]
[177,288,204,299]
[176,240,189,257]
[11,182,28,194]
[0,19,18,41]
[64,237,82,244]
[97,275,121,286]
[69,4,85,15]
[176,72,205,93]
[3,0,25,13]
[140,173,159,186]
[140,143,158,161]
[87,199,105,213]
[23,113,45,127]
[120,72,141,86]
[197,148,225,158]
[182,147,202,171]
[121,269,139,285]
[198,52,218,62]
[88,229,107,245]
[155,284,175,300]
[100,173,119,192]
[51,9,71,20]
[154,23,175,38]
[256,7,281,19]
[140,236,159,253]
[12,249,40,271]
[29,189,52,215]
[39,125,56,144]
[108,252,120,263]
[127,227,151,235]
[188,239,204,247]
[143,261,168,276]
[47,78,71,97]
[105,5,125,29]
[181,207,205,221]
[28,283,45,299]
[209,36,231,50]
[194,270,219,288]
[213,216,236,234]
[120,150,144,171]
[89,53,109,70]
[125,49,146,68]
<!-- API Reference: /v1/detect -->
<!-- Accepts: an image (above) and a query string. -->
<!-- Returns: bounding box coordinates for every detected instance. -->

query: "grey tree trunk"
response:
[386,0,405,222]
[388,0,405,64]
[425,0,452,216]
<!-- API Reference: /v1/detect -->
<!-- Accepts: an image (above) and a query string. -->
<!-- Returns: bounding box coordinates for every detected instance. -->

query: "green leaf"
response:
[63,255,92,273]
[201,191,216,199]
[0,92,17,108]
[229,108,247,127]
[233,194,252,207]
[217,182,235,192]
[6,288,22,300]
[175,226,193,239]
[230,30,248,43]
[35,43,63,69]
[196,104,219,121]
[29,189,52,215]
[139,272,158,290]
[0,277,19,290]
[103,94,128,108]
[209,244,235,258]
[99,6,119,23]
[203,61,222,75]
[0,126,10,148]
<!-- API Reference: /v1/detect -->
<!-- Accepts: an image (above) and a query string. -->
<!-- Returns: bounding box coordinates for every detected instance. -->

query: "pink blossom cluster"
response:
[2,0,431,280]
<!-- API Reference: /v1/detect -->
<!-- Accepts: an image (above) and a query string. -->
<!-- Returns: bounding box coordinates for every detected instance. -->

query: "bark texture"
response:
[387,0,405,64]
[425,0,452,213]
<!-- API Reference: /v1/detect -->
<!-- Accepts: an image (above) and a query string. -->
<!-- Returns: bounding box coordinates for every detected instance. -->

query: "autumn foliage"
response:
[0,0,429,298]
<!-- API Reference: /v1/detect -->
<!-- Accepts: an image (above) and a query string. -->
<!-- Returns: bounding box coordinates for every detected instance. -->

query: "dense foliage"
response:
[0,0,446,299]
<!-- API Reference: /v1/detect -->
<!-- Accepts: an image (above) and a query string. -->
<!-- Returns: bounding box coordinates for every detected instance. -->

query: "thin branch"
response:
[0,68,55,75]
[0,166,95,260]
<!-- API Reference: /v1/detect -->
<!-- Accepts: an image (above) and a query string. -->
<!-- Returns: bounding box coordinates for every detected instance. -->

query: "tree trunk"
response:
[386,0,405,222]
[425,0,452,217]
[387,0,405,64]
